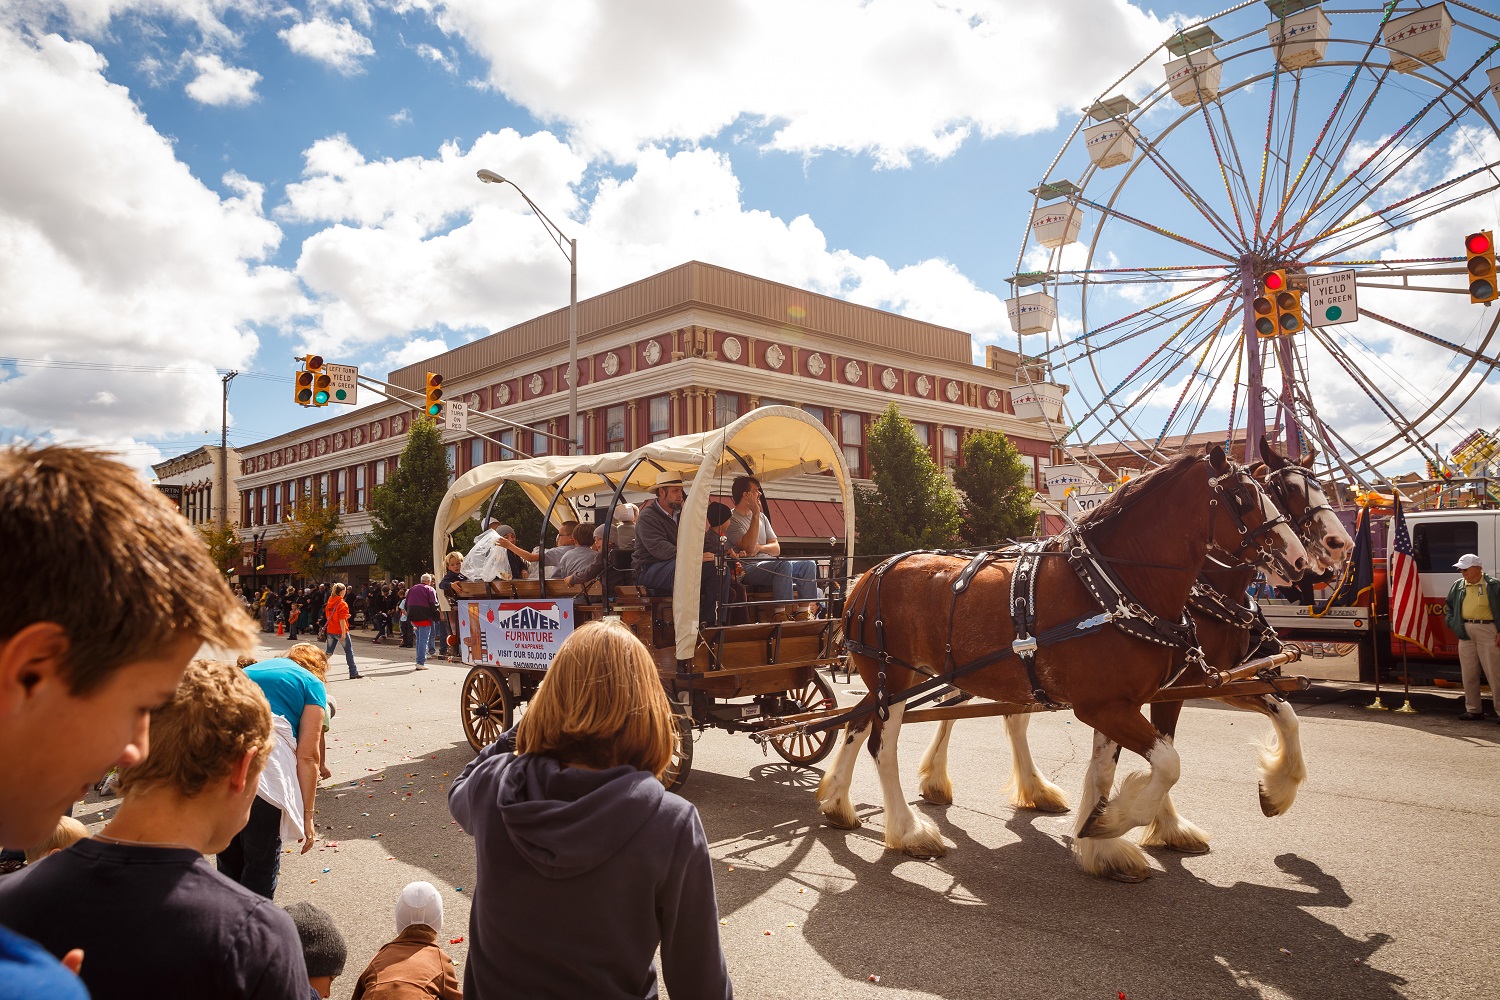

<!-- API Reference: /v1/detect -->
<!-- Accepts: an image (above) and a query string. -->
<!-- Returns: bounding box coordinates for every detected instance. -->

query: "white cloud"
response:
[0,29,304,452]
[423,0,1176,163]
[184,52,261,105]
[279,16,374,74]
[277,129,1007,355]
[0,0,258,39]
[389,107,412,125]
[414,42,452,71]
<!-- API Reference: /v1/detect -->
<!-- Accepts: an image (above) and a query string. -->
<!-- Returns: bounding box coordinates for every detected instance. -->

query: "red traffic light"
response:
[1264,271,1284,291]
[1467,232,1491,255]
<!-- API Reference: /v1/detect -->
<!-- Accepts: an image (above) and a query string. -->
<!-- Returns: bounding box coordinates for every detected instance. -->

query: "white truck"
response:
[1262,507,1499,683]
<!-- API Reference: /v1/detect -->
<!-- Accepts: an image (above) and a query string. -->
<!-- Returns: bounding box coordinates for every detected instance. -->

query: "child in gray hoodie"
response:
[449,620,731,1000]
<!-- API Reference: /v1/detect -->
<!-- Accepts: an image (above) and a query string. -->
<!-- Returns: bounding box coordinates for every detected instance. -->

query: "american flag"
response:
[1388,498,1435,654]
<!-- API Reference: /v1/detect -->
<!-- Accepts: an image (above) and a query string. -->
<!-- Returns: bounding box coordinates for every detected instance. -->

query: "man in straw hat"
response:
[633,471,733,618]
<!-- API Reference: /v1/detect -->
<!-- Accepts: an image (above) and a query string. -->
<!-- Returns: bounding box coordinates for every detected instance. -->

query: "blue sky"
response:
[2,0,1498,481]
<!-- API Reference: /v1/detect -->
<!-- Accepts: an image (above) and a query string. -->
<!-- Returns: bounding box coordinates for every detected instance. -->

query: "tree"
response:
[197,521,241,577]
[853,403,963,559]
[368,417,451,579]
[271,485,355,582]
[954,429,1038,545]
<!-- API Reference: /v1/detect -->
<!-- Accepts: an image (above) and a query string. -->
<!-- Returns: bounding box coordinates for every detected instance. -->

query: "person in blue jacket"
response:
[449,619,732,1000]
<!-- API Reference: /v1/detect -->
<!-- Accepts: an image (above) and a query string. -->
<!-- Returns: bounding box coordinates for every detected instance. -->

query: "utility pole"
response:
[220,371,237,529]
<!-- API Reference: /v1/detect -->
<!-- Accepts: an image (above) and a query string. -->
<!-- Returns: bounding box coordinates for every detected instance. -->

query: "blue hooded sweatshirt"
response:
[449,740,731,1000]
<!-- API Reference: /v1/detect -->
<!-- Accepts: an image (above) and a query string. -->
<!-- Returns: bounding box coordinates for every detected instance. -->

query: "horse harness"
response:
[1263,464,1335,539]
[836,457,1284,733]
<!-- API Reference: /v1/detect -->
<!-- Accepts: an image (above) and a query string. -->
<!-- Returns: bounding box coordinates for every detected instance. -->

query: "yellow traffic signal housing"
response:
[425,372,444,418]
[1466,231,1496,304]
[1253,270,1287,338]
[311,369,332,407]
[1274,286,1303,335]
[295,354,325,406]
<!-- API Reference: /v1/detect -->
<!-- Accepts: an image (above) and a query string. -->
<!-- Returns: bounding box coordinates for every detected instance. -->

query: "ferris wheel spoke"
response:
[1307,327,1440,460]
[1194,100,1251,244]
[1291,160,1500,255]
[1135,139,1245,250]
[1180,328,1243,444]
[1307,180,1500,261]
[1284,44,1500,253]
[1071,194,1240,262]
[1252,55,1289,241]
[1148,300,1239,454]
[1057,288,1231,364]
[1281,64,1393,250]
[1035,277,1228,361]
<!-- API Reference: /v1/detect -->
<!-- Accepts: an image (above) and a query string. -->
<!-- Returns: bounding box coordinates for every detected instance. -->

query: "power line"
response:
[0,357,287,381]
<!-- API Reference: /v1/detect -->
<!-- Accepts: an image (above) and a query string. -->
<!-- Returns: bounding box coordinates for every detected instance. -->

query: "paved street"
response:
[75,635,1500,1000]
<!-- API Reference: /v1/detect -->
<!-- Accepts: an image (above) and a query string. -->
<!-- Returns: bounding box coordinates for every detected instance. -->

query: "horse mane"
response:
[1076,453,1203,532]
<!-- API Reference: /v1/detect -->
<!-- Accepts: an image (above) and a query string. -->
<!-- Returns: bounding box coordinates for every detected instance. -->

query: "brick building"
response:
[228,261,1063,584]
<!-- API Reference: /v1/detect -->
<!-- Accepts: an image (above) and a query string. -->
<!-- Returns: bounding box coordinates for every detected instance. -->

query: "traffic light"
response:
[1253,273,1280,338]
[1466,231,1496,304]
[294,354,322,406]
[425,372,444,418]
[1271,271,1303,335]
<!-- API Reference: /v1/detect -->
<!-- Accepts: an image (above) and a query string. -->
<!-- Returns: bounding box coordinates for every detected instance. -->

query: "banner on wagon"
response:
[456,599,575,669]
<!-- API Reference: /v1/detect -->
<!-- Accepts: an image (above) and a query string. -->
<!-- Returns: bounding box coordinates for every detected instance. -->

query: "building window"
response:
[271,483,282,523]
[319,473,330,506]
[498,428,517,459]
[911,422,930,451]
[941,427,960,472]
[241,491,252,526]
[1034,458,1050,492]
[373,461,385,488]
[257,487,267,526]
[445,443,458,485]
[530,423,550,459]
[470,438,484,472]
[355,465,366,511]
[203,486,213,522]
[803,405,826,429]
[840,412,863,476]
[649,396,671,442]
[302,477,312,504]
[335,469,347,511]
[714,392,740,428]
[605,405,626,453]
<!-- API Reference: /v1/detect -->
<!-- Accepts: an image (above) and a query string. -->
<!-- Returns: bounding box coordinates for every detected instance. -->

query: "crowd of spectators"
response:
[0,443,732,999]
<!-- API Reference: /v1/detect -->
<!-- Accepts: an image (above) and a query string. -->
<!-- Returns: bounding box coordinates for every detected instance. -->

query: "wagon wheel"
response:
[660,699,694,793]
[461,666,515,753]
[769,672,838,767]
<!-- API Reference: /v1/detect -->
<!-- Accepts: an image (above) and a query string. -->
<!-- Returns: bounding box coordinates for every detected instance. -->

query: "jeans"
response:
[414,624,432,667]
[325,631,358,677]
[636,560,676,594]
[432,619,447,655]
[741,559,821,603]
[216,795,283,899]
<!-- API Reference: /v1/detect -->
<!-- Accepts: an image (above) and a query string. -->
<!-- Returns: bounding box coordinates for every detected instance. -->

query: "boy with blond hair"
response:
[0,659,308,999]
[23,816,89,865]
[0,444,255,997]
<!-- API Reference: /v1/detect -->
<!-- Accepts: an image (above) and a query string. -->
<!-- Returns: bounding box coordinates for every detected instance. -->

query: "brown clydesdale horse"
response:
[816,447,1309,881]
[907,439,1354,863]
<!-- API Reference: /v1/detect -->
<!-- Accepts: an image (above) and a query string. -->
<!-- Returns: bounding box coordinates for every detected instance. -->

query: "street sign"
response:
[153,483,183,510]
[1306,269,1357,327]
[574,493,597,508]
[1066,490,1113,518]
[577,509,596,524]
[325,363,358,404]
[444,400,469,433]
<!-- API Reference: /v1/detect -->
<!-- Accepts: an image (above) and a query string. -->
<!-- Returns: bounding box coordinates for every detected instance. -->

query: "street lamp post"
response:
[476,169,579,454]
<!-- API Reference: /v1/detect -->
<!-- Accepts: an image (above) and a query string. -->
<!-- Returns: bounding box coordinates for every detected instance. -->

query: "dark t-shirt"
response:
[0,839,308,1000]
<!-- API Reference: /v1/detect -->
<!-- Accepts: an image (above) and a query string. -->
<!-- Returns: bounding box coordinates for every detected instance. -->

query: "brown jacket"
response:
[350,925,462,1000]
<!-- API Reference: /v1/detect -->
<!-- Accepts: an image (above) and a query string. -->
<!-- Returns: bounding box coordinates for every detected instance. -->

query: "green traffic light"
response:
[315,390,330,404]
[428,404,441,416]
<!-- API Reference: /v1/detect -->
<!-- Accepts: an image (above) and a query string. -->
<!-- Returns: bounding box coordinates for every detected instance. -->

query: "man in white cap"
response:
[350,881,461,998]
[1443,553,1500,721]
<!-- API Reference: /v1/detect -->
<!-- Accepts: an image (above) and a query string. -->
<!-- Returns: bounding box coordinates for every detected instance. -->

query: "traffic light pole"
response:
[352,374,570,457]
[220,370,236,529]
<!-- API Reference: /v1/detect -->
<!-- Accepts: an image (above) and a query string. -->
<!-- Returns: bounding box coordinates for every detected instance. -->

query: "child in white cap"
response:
[350,881,462,999]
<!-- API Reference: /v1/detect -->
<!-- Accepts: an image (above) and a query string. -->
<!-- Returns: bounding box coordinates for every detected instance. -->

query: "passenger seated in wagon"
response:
[632,472,736,625]
[725,475,821,620]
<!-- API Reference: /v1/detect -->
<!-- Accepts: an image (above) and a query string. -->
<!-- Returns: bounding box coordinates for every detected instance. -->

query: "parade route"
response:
[74,637,1498,1000]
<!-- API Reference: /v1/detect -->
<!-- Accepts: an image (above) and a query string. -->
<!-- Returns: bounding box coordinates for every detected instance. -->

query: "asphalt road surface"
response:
[74,634,1500,999]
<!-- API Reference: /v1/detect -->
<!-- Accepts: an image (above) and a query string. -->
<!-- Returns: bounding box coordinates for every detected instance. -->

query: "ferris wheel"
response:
[1008,0,1500,496]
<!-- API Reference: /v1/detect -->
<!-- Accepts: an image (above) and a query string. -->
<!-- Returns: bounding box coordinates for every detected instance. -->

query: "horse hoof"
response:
[1026,799,1072,815]
[1106,868,1151,884]
[1077,797,1109,839]
[1164,841,1211,856]
[902,843,947,860]
[1258,785,1282,818]
[821,813,862,831]
[919,789,953,806]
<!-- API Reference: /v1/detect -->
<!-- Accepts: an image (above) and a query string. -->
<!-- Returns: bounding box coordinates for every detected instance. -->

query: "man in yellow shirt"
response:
[1443,553,1500,721]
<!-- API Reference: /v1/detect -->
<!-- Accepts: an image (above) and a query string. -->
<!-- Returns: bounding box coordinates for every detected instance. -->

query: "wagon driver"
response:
[1444,553,1500,722]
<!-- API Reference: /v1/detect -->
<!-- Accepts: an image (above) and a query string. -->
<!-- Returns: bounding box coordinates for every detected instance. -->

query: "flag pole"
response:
[1394,646,1417,713]
[1367,570,1389,710]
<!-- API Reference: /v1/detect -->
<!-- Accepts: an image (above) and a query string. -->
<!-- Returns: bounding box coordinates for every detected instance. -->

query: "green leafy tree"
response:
[197,521,241,577]
[954,429,1038,545]
[368,417,451,579]
[271,484,355,581]
[853,403,963,559]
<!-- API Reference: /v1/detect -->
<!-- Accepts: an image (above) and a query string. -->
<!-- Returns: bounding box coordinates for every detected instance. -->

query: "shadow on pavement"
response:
[687,763,1406,1000]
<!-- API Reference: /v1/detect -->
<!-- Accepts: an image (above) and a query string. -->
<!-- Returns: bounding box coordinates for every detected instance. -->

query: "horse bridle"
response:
[1263,464,1336,538]
[1205,458,1297,579]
